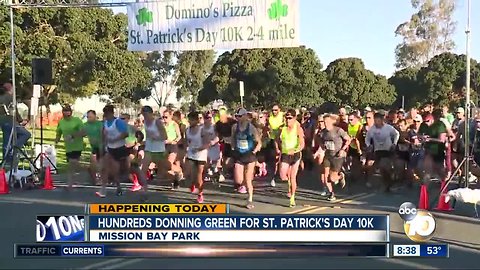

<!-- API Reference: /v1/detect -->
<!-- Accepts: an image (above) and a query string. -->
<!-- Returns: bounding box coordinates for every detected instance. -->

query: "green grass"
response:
[2,126,92,174]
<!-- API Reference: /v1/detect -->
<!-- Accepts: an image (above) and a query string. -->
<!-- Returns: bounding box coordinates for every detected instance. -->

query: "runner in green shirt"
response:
[54,105,84,190]
[79,110,103,184]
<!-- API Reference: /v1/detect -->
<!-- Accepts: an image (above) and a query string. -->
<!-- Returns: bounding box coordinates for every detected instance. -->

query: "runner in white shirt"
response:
[96,105,129,198]
[141,106,168,192]
[186,112,211,203]
[203,111,221,182]
[365,112,400,192]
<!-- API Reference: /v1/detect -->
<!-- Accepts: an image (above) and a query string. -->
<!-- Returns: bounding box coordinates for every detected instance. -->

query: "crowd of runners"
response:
[54,102,480,209]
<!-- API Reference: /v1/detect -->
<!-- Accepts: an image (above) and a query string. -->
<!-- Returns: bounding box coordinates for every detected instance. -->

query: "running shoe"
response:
[197,193,204,203]
[320,188,329,196]
[327,194,336,201]
[95,191,106,198]
[218,174,226,182]
[116,188,123,196]
[246,200,254,209]
[270,178,276,187]
[237,186,247,194]
[190,184,196,193]
[289,195,296,208]
[130,184,142,192]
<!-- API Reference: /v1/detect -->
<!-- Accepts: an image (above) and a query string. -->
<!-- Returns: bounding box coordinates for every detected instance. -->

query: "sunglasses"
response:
[235,114,241,118]
[162,116,168,119]
[415,120,422,123]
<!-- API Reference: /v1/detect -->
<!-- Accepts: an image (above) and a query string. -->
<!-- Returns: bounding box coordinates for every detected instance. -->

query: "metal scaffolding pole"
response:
[464,0,472,188]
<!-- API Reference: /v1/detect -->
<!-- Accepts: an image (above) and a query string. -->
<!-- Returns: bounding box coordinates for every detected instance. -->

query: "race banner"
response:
[127,0,299,51]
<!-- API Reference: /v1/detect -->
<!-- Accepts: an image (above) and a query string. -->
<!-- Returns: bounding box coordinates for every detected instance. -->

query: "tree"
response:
[388,67,421,109]
[199,47,327,109]
[322,58,396,108]
[145,51,176,107]
[0,8,151,108]
[416,52,480,107]
[394,0,456,69]
[174,51,215,109]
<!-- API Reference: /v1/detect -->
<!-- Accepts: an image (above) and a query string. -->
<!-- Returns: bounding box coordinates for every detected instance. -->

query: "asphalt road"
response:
[0,170,479,269]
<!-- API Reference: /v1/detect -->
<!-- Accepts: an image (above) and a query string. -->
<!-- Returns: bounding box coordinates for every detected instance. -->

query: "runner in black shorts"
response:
[318,114,350,201]
[232,108,261,209]
[96,105,130,198]
[215,107,236,177]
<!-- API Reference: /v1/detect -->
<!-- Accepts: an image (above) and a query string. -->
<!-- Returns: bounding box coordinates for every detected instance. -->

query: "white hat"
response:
[414,115,423,122]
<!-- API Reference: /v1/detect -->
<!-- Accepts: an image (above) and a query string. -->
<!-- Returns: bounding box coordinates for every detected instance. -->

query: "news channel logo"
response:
[398,202,436,242]
[36,215,85,242]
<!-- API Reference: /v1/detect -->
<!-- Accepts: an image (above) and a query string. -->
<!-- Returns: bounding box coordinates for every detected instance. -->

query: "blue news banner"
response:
[87,215,389,242]
[88,214,389,230]
[16,215,390,257]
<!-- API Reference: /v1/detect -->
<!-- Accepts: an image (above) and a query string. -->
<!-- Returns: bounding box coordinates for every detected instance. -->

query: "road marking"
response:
[102,258,144,269]
[285,192,374,214]
[80,258,125,270]
[286,205,318,214]
[297,193,375,214]
[0,198,32,204]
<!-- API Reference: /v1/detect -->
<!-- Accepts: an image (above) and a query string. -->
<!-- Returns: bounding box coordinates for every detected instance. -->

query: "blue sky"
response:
[300,0,480,76]
[115,0,479,77]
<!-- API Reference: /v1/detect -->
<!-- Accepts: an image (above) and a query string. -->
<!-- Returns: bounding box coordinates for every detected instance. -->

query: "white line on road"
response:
[80,258,125,270]
[102,258,144,269]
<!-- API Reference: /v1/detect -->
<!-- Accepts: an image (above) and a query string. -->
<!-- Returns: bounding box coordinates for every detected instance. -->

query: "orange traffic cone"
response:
[418,184,429,210]
[42,166,55,190]
[434,180,453,211]
[0,169,9,194]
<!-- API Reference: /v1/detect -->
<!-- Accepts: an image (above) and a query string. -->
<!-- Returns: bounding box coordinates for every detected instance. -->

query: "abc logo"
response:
[398,202,436,242]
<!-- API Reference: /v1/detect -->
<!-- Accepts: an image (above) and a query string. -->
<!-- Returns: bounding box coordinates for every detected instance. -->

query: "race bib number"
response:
[325,141,335,151]
[238,139,249,150]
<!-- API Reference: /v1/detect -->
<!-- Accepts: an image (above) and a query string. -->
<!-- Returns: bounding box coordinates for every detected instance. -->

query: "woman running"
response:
[96,105,129,198]
[185,112,210,203]
[140,106,168,187]
[203,111,221,182]
[163,109,183,188]
[232,108,261,209]
[173,110,187,181]
[313,114,327,196]
[276,109,305,207]
[121,113,142,191]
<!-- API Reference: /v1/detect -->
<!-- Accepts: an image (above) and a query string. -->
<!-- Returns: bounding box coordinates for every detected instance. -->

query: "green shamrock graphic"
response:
[268,0,288,20]
[136,7,153,26]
